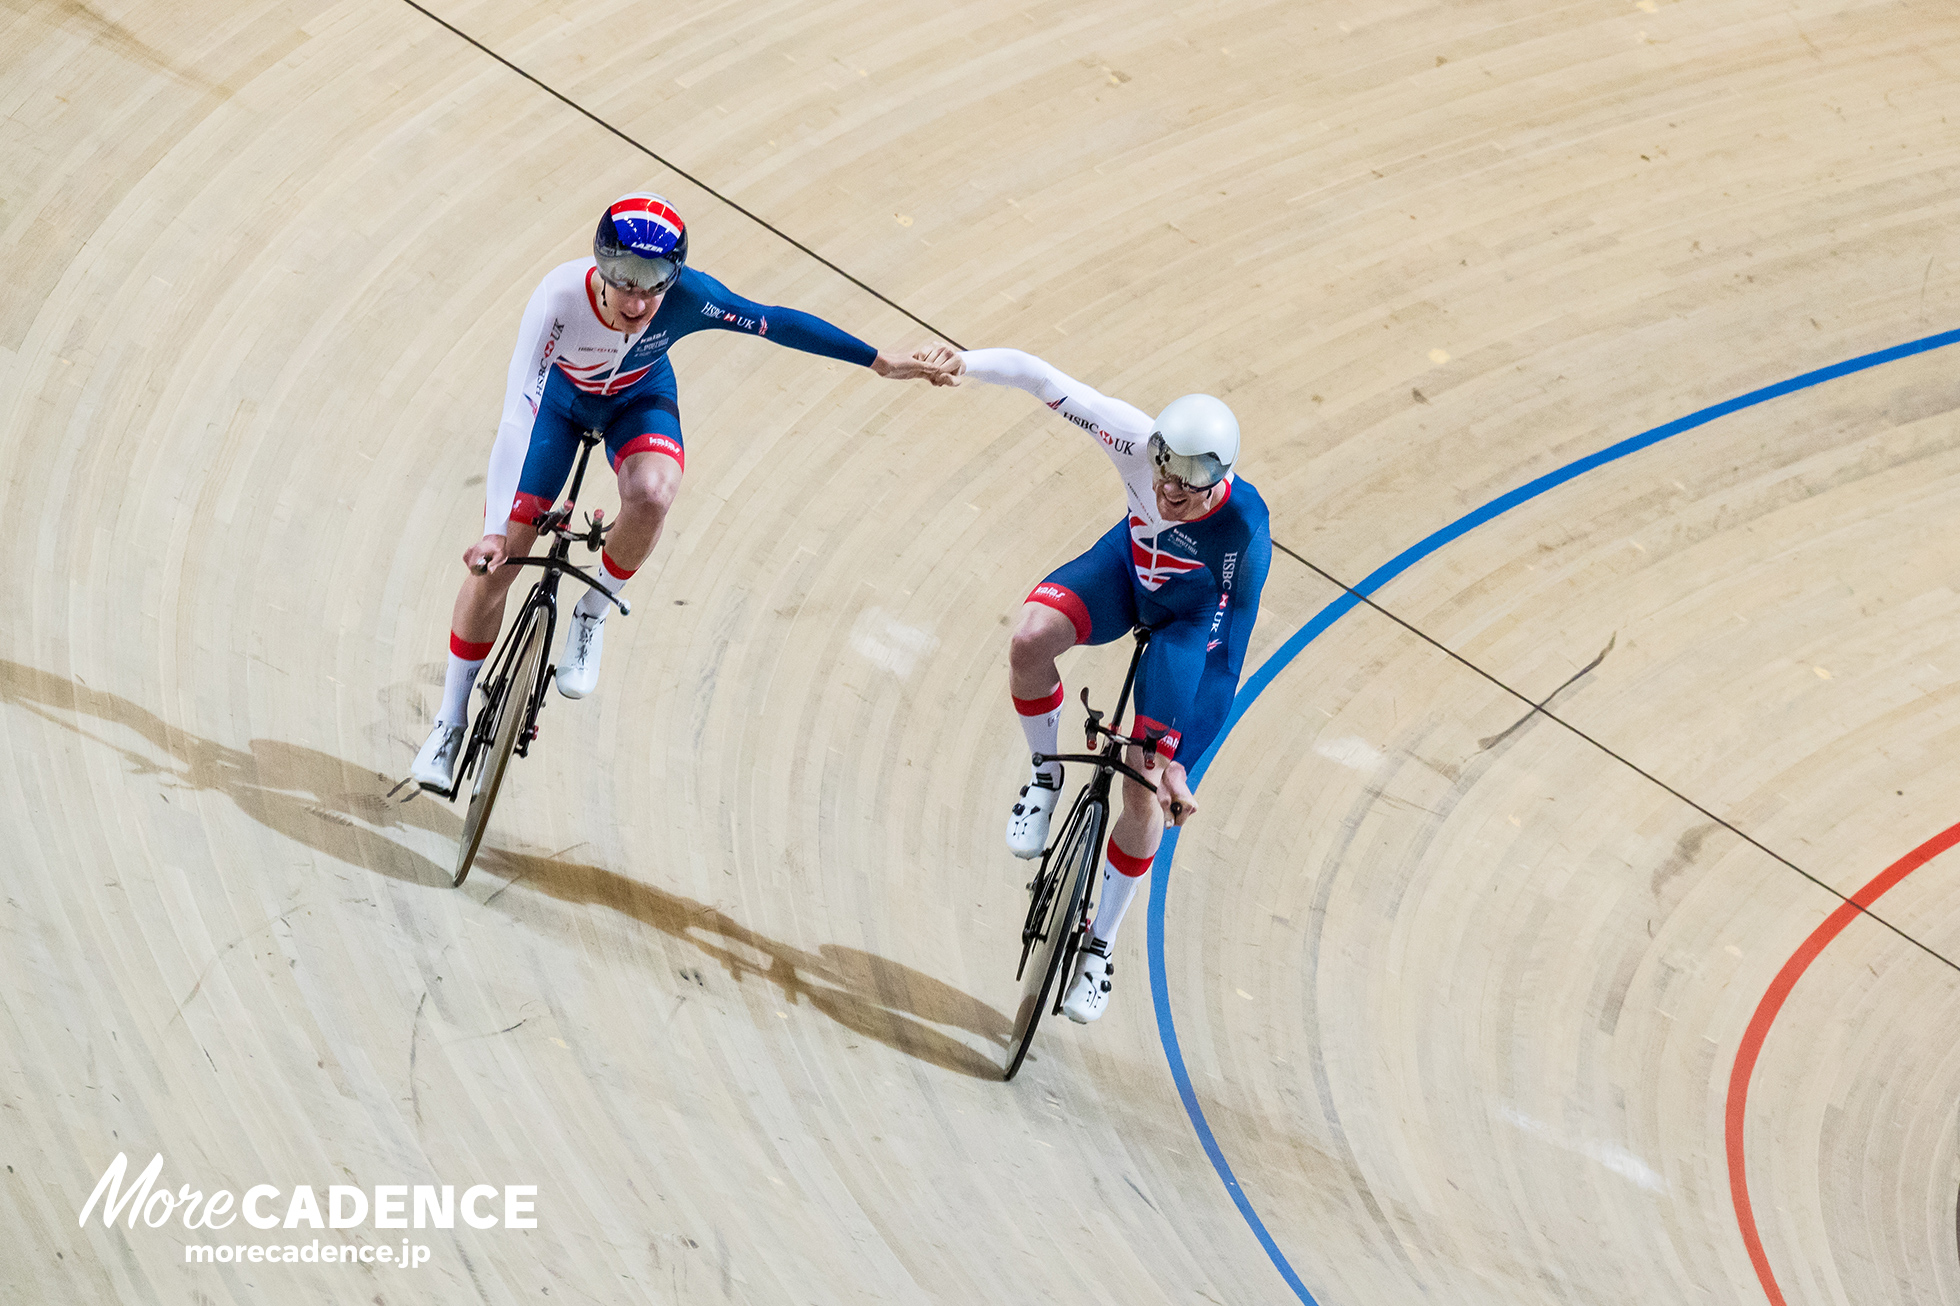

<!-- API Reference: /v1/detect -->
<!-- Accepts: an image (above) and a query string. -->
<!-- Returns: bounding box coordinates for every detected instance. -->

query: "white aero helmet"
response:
[1148,394,1240,490]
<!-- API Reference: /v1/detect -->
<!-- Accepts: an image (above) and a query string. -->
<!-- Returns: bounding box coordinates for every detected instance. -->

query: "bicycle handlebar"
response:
[486,556,632,614]
[467,500,628,614]
[1031,751,1157,790]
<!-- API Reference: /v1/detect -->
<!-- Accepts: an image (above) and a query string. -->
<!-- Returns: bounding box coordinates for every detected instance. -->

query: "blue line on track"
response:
[1144,325,1960,1304]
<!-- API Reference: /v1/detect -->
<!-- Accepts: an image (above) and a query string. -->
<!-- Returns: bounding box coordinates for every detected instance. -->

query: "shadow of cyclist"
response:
[0,658,1008,1078]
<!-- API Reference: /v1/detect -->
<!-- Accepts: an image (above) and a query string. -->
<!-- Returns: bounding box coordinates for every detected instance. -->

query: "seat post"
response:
[562,429,605,509]
[1111,627,1151,728]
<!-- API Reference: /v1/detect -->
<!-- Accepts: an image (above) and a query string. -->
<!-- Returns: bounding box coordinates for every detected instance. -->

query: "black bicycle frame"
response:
[1031,626,1166,797]
[438,430,631,793]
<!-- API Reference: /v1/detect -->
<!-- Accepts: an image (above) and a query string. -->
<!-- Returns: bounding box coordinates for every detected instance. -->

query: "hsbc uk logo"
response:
[699,301,761,332]
[1059,408,1137,456]
[533,319,565,390]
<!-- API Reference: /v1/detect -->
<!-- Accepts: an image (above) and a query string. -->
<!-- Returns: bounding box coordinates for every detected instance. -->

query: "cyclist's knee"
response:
[1010,603,1075,669]
[617,454,681,518]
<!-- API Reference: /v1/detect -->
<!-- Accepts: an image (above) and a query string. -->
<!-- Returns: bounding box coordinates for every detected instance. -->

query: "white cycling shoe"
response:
[412,722,465,792]
[1061,937,1113,1024]
[1005,767,1064,859]
[555,610,605,699]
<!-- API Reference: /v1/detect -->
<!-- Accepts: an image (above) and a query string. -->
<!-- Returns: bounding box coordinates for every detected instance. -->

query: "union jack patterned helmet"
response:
[1149,394,1239,490]
[593,192,688,293]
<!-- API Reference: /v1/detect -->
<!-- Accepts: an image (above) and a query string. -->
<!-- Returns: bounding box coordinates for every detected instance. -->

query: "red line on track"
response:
[1725,819,1960,1305]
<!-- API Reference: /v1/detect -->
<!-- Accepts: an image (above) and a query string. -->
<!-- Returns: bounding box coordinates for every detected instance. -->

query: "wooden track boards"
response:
[5,0,1960,1302]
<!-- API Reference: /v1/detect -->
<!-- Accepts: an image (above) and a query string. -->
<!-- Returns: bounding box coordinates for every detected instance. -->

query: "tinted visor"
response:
[1148,432,1229,490]
[595,249,680,294]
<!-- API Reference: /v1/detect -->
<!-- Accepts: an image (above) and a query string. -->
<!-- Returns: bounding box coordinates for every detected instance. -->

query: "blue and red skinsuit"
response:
[961,348,1272,765]
[482,260,876,535]
[1035,485,1271,765]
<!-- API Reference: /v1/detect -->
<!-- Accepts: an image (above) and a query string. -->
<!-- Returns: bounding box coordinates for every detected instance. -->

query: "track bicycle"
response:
[421,428,629,887]
[1004,626,1178,1080]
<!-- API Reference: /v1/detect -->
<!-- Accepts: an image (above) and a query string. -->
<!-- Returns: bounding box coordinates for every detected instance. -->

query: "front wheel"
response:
[453,612,546,887]
[1004,791,1103,1081]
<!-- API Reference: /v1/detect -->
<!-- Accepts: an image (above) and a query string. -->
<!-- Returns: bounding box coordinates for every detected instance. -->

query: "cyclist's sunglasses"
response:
[596,252,680,296]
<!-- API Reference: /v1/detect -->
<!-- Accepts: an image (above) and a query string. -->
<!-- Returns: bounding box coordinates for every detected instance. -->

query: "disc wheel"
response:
[1004,793,1103,1081]
[453,614,545,887]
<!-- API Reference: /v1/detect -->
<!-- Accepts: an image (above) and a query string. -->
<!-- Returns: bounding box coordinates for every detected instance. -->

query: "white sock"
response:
[1090,837,1155,944]
[575,550,635,620]
[438,632,493,728]
[1014,682,1065,784]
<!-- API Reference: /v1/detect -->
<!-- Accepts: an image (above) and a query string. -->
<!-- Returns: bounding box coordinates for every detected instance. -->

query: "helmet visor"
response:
[1148,432,1229,490]
[595,249,680,294]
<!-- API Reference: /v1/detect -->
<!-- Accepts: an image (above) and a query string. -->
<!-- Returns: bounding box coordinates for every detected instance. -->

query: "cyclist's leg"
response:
[1011,520,1136,771]
[447,520,542,654]
[556,377,684,698]
[1093,617,1210,943]
[415,412,567,784]
[1061,618,1202,1019]
[1004,523,1135,858]
[596,360,684,582]
[438,405,577,720]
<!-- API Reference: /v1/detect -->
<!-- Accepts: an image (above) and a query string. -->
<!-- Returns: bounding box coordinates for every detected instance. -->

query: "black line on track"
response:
[403,0,1952,979]
[396,0,965,350]
[1269,538,1960,979]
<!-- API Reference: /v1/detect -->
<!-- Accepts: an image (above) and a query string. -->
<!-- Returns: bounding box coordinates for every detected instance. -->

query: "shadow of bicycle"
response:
[0,658,1009,1079]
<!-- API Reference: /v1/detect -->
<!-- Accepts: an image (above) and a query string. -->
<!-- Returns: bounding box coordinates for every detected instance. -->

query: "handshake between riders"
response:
[415,192,1273,1031]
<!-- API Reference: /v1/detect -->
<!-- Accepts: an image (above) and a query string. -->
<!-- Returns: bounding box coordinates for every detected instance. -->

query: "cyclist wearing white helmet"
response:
[413,193,950,790]
[914,344,1272,1024]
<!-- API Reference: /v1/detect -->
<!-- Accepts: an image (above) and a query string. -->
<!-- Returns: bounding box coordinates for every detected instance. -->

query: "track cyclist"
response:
[915,345,1271,1024]
[413,192,949,790]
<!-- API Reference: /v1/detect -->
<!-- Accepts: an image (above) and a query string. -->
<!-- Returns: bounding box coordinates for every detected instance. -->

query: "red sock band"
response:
[600,550,637,582]
[1106,837,1154,878]
[1013,683,1066,717]
[450,632,494,661]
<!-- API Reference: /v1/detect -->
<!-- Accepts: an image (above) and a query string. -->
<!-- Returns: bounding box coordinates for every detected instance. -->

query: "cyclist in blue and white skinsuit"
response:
[413,193,948,790]
[918,345,1272,1024]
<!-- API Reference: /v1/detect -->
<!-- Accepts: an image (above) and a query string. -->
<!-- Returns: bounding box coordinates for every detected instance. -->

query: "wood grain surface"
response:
[4,1,1959,1302]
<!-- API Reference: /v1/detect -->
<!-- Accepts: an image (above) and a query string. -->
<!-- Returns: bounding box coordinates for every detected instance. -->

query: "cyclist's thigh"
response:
[510,404,585,525]
[1133,617,1211,762]
[604,359,684,474]
[1028,519,1136,648]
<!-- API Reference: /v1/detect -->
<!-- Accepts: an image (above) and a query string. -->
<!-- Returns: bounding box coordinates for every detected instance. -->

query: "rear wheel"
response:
[453,612,546,887]
[1005,792,1103,1081]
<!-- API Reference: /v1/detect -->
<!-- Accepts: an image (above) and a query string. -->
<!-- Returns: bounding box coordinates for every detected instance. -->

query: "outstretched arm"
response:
[913,345,1152,433]
[684,270,952,380]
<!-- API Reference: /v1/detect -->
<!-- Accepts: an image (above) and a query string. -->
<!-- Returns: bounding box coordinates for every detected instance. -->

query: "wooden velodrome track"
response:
[6,0,1960,1301]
